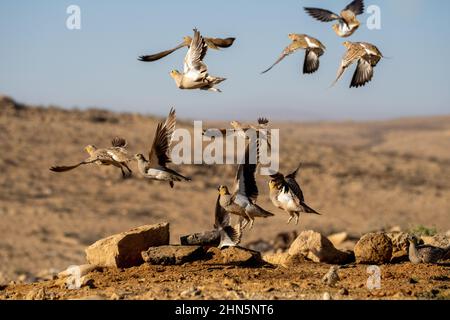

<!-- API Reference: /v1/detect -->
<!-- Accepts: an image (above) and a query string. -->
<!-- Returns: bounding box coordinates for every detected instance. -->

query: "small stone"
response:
[339,288,349,296]
[327,232,348,247]
[322,292,331,300]
[322,266,340,287]
[141,245,206,265]
[354,232,393,264]
[180,287,202,298]
[409,278,418,284]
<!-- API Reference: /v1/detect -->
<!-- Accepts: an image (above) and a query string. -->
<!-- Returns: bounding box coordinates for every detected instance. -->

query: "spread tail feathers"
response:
[218,225,242,249]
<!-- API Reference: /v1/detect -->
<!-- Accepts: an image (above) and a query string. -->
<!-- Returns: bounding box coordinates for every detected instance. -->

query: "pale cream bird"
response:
[50,137,133,178]
[304,0,365,38]
[169,29,226,92]
[261,34,326,75]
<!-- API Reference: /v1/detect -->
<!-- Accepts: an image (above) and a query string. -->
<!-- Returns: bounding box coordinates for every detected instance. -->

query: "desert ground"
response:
[0,95,449,299]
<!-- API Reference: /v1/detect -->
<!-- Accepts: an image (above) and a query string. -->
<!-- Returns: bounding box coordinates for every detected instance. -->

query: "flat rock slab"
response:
[220,247,264,266]
[142,245,206,265]
[85,223,169,268]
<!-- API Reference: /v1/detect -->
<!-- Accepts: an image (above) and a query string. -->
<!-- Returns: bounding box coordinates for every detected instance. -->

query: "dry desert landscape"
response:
[0,95,449,300]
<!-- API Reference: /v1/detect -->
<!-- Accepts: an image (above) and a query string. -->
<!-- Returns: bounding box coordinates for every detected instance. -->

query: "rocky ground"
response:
[1,95,450,299]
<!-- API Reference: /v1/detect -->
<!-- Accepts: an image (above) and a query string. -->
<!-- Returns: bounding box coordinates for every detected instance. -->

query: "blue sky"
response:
[0,0,449,121]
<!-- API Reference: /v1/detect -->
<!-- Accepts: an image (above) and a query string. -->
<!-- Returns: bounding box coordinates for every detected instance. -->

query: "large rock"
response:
[327,232,348,247]
[421,234,450,249]
[386,232,410,254]
[288,230,354,264]
[85,223,169,268]
[141,245,206,265]
[221,247,264,266]
[354,232,392,264]
[263,252,306,267]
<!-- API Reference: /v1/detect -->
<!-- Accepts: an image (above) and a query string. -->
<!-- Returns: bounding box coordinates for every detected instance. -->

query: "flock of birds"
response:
[50,0,386,249]
[50,108,320,248]
[138,0,384,91]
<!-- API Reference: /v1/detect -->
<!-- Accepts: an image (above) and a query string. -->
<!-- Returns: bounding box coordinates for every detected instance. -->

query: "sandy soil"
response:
[1,260,449,300]
[1,95,449,286]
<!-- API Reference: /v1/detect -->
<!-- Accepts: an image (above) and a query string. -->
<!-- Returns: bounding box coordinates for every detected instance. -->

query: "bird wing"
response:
[303,48,323,74]
[332,45,363,86]
[261,41,305,74]
[304,7,341,22]
[350,57,374,88]
[138,43,186,62]
[234,139,259,202]
[111,137,127,148]
[183,29,208,80]
[258,117,269,126]
[148,108,176,168]
[214,195,230,229]
[343,0,365,15]
[207,37,236,49]
[49,160,96,172]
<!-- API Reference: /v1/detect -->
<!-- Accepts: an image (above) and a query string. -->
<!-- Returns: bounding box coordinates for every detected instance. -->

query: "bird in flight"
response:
[49,137,133,179]
[134,108,191,188]
[332,41,383,88]
[268,164,320,225]
[169,29,226,92]
[304,0,365,38]
[218,139,275,230]
[261,34,326,75]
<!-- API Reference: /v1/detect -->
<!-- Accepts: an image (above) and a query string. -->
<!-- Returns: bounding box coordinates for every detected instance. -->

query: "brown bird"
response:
[134,108,191,188]
[332,41,383,88]
[203,117,269,137]
[408,236,450,264]
[218,139,275,230]
[138,35,235,62]
[304,0,365,38]
[268,164,320,225]
[261,34,326,75]
[50,137,133,178]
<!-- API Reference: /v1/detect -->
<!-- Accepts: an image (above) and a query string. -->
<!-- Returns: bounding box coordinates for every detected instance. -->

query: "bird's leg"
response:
[248,218,255,230]
[240,217,250,230]
[295,213,300,225]
[119,166,127,179]
[123,163,133,174]
[287,213,294,224]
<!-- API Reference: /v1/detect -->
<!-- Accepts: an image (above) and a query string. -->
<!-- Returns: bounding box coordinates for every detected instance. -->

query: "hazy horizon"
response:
[1,0,449,121]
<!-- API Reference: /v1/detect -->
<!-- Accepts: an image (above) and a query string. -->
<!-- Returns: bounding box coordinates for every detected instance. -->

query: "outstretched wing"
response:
[304,7,341,22]
[262,42,305,74]
[303,48,323,74]
[234,139,259,202]
[285,164,305,202]
[138,43,186,62]
[344,0,365,15]
[111,137,127,148]
[148,108,176,167]
[350,57,374,88]
[207,37,236,49]
[183,29,208,80]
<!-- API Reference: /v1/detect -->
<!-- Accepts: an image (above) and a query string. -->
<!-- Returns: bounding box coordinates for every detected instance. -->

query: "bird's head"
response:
[288,33,300,41]
[183,36,192,45]
[230,120,241,128]
[218,185,230,195]
[343,41,352,48]
[84,145,97,155]
[407,235,419,245]
[268,179,281,191]
[134,153,145,161]
[170,70,181,78]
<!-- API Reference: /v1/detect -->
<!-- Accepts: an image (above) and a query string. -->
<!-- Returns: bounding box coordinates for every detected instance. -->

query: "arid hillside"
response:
[1,95,449,282]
